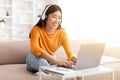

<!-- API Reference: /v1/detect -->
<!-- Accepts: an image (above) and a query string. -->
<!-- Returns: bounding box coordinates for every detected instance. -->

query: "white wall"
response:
[58,0,120,47]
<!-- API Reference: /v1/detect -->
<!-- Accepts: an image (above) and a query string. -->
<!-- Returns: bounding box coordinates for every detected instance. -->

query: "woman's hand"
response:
[40,52,74,67]
[56,60,74,67]
[71,56,77,64]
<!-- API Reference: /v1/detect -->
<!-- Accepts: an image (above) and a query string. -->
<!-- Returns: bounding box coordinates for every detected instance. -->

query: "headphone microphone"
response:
[41,4,52,20]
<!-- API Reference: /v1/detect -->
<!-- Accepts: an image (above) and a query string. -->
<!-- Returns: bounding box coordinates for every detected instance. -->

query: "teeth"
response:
[53,24,58,26]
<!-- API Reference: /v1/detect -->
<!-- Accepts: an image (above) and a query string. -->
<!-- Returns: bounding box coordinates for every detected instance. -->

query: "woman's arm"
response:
[62,30,77,63]
[40,52,74,67]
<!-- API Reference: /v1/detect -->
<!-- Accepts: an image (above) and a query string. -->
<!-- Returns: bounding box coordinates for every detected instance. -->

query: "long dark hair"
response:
[29,4,62,38]
[35,4,62,28]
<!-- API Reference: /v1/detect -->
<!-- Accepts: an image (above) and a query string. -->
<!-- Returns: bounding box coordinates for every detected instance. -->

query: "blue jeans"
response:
[26,53,54,73]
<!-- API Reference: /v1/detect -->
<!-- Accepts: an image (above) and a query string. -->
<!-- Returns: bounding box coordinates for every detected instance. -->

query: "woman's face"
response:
[46,11,62,30]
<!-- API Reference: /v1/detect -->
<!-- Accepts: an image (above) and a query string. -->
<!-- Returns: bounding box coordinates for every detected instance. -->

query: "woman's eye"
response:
[52,16,61,20]
[59,17,62,19]
[53,16,56,18]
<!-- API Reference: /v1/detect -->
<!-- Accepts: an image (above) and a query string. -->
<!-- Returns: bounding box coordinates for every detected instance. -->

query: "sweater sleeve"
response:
[30,27,47,57]
[62,30,76,60]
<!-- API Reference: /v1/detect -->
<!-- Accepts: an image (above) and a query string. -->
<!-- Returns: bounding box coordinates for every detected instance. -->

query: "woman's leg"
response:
[26,53,51,73]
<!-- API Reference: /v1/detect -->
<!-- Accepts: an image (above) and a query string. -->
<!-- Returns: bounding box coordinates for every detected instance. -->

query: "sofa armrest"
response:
[0,40,30,65]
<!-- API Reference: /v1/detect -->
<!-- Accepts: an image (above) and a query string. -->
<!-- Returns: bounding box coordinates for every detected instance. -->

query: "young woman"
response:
[26,4,77,74]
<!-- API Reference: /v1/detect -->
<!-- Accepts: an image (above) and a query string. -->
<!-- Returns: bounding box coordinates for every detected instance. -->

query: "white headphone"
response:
[41,4,52,20]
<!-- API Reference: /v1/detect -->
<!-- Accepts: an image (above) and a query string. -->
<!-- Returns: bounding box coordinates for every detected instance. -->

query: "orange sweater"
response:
[30,26,75,60]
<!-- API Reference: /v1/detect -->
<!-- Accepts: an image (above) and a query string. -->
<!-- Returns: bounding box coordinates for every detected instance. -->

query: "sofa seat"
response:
[0,64,38,80]
[3,63,117,80]
[0,64,77,80]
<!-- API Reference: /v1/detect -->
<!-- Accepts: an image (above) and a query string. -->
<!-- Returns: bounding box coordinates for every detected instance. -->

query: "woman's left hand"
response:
[71,56,77,64]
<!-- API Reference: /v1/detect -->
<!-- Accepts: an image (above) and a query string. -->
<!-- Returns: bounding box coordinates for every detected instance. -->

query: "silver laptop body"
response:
[72,43,105,70]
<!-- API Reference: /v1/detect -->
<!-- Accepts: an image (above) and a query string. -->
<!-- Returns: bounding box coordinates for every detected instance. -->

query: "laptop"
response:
[40,43,105,75]
[72,43,105,70]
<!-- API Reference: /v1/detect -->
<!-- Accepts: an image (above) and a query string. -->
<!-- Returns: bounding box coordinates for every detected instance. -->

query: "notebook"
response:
[40,43,105,75]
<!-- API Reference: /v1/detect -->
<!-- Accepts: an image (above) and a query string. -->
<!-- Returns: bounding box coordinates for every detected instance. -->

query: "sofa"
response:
[0,39,120,80]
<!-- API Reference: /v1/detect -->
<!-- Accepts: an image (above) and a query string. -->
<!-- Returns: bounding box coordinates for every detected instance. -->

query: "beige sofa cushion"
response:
[0,40,30,65]
[0,64,38,80]
[0,64,77,80]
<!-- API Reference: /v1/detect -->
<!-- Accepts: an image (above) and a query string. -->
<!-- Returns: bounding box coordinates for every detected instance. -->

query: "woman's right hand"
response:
[56,60,74,67]
[40,52,74,67]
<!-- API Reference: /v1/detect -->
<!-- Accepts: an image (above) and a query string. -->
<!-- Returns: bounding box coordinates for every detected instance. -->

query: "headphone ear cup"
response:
[45,15,48,19]
[44,15,48,21]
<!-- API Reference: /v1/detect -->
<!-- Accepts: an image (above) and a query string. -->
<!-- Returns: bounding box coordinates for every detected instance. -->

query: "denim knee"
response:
[26,53,52,73]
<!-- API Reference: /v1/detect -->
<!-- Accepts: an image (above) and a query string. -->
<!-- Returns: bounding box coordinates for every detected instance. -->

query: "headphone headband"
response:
[41,4,52,20]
